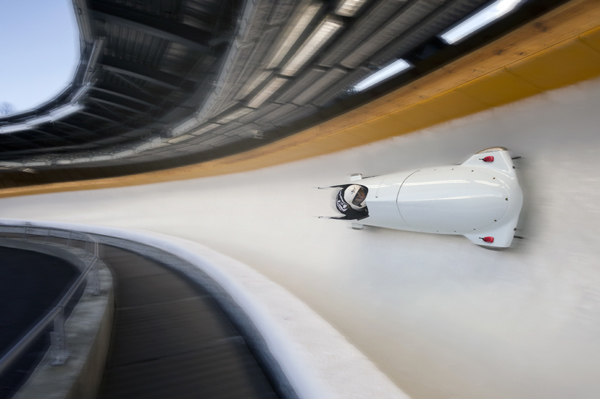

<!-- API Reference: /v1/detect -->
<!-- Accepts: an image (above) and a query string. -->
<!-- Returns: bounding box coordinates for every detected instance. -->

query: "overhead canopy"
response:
[0,0,568,186]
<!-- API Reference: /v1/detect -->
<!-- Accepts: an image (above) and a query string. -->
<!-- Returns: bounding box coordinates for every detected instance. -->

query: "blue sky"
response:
[0,0,79,113]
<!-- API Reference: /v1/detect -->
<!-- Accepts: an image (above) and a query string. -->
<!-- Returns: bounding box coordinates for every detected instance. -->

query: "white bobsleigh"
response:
[321,147,523,248]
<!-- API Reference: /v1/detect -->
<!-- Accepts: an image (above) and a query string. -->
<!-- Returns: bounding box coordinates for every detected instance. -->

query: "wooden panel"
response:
[392,103,445,130]
[580,25,600,52]
[456,69,544,107]
[345,114,415,143]
[420,90,487,120]
[506,39,600,90]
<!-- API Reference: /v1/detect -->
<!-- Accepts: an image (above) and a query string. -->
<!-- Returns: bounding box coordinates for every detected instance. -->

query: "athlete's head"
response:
[344,185,367,210]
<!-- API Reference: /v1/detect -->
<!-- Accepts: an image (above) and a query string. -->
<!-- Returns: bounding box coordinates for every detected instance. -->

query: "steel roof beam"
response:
[89,1,213,53]
[1,134,45,147]
[54,121,95,134]
[89,97,147,114]
[79,110,122,125]
[0,143,98,157]
[89,87,158,107]
[73,0,94,45]
[29,129,80,145]
[101,56,189,91]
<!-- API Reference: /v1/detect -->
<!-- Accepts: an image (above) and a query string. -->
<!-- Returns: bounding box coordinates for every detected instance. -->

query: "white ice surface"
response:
[2,77,600,399]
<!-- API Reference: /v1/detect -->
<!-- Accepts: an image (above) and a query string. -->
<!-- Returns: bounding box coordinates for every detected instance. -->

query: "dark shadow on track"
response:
[97,244,279,399]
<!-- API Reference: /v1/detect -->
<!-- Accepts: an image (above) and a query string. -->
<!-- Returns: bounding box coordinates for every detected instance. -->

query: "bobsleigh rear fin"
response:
[461,147,516,176]
[463,224,516,248]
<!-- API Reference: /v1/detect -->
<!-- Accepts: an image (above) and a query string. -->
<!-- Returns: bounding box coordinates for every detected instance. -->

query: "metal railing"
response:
[0,223,101,375]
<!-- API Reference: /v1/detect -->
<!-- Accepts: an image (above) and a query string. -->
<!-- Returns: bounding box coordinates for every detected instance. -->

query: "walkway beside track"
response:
[97,244,279,399]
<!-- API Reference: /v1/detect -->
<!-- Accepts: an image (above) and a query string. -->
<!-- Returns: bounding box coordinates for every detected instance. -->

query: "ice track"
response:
[2,79,600,399]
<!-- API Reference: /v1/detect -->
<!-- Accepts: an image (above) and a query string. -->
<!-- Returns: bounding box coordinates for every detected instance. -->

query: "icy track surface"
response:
[2,78,600,399]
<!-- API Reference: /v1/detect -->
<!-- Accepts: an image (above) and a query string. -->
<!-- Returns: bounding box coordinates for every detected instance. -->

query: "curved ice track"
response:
[1,79,600,399]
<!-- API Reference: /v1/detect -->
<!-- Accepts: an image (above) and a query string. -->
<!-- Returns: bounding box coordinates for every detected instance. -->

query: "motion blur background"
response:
[1,0,600,398]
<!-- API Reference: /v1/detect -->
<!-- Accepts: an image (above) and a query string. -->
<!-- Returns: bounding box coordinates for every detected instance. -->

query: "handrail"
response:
[0,223,101,376]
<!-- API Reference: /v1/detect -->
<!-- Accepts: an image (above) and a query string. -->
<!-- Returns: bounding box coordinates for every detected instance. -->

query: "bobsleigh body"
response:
[332,148,523,248]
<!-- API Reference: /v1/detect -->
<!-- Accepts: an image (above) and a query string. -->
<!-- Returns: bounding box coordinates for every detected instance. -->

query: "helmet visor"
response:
[352,187,367,206]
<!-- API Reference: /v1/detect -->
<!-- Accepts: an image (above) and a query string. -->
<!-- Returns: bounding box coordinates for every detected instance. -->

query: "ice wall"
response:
[2,78,600,399]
